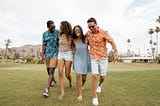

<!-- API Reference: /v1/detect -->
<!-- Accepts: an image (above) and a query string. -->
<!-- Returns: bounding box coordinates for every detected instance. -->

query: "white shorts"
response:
[58,51,73,61]
[91,58,108,76]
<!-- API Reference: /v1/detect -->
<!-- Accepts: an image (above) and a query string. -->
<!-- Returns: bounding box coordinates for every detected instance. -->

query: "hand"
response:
[41,54,45,61]
[113,51,118,62]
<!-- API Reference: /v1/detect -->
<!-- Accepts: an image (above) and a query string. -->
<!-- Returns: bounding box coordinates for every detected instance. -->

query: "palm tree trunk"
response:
[156,33,158,56]
[5,46,8,59]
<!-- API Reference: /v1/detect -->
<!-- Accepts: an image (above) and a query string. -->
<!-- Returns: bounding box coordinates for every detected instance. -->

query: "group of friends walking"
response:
[41,17,118,106]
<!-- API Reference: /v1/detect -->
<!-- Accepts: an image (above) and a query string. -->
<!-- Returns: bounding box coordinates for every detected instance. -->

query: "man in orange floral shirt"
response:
[85,17,118,106]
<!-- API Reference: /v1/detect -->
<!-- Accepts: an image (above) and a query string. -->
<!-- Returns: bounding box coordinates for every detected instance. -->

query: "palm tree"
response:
[127,39,131,56]
[12,49,16,59]
[148,28,154,40]
[149,40,153,45]
[127,39,131,43]
[4,39,12,59]
[153,42,157,46]
[8,48,12,58]
[152,47,155,58]
[148,28,154,57]
[156,16,160,24]
[155,27,160,56]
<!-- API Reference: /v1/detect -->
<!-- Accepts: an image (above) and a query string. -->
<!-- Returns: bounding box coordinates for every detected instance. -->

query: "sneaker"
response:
[51,81,57,87]
[59,94,65,100]
[92,98,99,106]
[96,86,101,93]
[43,88,49,97]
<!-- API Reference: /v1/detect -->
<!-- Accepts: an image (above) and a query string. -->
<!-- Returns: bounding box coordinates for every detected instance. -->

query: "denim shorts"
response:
[58,51,73,61]
[91,58,108,76]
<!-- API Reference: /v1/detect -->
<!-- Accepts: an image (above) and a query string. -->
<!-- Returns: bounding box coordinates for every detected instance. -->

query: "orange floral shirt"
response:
[85,28,112,60]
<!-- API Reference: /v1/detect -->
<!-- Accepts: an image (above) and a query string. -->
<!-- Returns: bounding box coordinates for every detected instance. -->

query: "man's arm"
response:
[41,44,46,61]
[84,32,90,45]
[108,39,118,61]
[108,40,118,52]
[104,31,118,61]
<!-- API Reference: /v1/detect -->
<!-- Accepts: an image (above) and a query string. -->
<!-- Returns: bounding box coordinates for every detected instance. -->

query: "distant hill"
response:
[0,44,42,57]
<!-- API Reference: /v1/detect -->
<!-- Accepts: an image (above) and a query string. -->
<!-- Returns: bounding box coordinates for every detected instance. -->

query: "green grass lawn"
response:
[0,63,160,106]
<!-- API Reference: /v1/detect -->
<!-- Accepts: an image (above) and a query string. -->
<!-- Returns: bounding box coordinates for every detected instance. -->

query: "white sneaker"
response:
[43,88,49,97]
[92,98,99,106]
[96,86,101,93]
[51,81,57,87]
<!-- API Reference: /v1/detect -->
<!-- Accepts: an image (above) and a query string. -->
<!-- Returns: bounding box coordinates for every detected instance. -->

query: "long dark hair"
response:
[72,25,85,43]
[60,21,72,41]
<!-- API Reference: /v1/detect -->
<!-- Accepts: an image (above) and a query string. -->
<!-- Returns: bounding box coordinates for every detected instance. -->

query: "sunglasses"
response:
[75,29,81,33]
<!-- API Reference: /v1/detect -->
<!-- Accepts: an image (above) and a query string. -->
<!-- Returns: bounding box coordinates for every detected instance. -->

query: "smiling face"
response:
[88,22,96,33]
[74,27,81,37]
[48,23,55,33]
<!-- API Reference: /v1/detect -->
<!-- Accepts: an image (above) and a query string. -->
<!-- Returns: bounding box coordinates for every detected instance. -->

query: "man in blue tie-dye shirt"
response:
[41,20,59,97]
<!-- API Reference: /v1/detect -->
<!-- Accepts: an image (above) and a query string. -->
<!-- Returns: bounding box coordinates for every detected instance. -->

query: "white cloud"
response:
[0,0,160,55]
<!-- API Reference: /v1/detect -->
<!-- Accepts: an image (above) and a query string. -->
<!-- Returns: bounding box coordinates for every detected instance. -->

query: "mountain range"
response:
[0,44,42,57]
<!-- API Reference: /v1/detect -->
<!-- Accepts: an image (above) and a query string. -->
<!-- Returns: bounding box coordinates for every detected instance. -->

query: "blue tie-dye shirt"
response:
[42,29,59,58]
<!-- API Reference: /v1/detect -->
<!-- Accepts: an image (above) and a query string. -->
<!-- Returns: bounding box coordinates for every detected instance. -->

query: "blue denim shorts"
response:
[91,58,108,76]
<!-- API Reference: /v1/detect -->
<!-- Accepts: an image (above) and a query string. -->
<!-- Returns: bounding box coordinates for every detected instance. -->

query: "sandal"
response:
[77,95,82,101]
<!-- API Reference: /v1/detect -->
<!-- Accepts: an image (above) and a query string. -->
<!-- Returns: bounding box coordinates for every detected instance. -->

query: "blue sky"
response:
[0,0,160,56]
